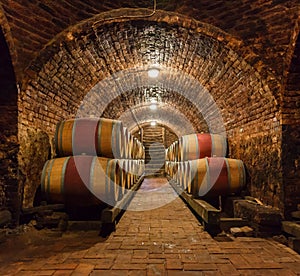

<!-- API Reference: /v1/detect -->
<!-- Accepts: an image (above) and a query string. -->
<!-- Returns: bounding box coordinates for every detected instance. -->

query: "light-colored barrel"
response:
[190,157,245,198]
[55,118,125,158]
[41,156,121,206]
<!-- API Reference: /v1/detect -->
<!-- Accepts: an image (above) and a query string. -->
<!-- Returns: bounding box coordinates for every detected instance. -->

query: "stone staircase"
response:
[142,126,166,177]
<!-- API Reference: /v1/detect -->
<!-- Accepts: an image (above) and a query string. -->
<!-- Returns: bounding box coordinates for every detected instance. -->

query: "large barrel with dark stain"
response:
[55,118,125,158]
[190,157,245,197]
[41,156,122,206]
[178,133,227,161]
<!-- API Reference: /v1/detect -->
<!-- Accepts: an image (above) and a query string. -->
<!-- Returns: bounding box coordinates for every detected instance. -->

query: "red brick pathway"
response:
[0,178,299,275]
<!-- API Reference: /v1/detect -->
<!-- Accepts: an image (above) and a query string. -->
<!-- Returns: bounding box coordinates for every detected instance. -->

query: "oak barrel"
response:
[190,157,245,197]
[41,156,121,206]
[55,118,124,158]
[178,133,227,161]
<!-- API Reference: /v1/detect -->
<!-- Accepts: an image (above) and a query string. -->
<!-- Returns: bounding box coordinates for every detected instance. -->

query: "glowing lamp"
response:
[148,67,160,78]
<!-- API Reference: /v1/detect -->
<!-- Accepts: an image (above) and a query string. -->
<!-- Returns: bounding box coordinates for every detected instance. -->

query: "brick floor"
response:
[0,178,299,275]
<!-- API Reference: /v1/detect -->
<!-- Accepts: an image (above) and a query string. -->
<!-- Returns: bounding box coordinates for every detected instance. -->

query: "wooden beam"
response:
[282,221,300,238]
[168,178,220,226]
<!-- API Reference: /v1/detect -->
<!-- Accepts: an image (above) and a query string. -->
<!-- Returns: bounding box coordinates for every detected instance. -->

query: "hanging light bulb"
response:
[148,67,160,78]
[150,103,157,110]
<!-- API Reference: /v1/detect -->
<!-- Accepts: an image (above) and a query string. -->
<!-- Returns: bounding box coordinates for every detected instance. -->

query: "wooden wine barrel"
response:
[165,161,170,175]
[112,159,126,199]
[41,156,121,206]
[182,161,191,191]
[125,133,134,159]
[118,159,130,191]
[172,162,179,179]
[174,141,179,162]
[123,128,131,159]
[167,143,173,162]
[184,161,193,194]
[132,138,138,160]
[178,133,227,161]
[190,157,246,198]
[121,159,135,189]
[126,160,134,188]
[137,159,145,179]
[169,162,177,180]
[176,162,185,188]
[166,161,172,177]
[167,144,171,161]
[138,141,145,160]
[55,118,125,158]
[137,159,145,178]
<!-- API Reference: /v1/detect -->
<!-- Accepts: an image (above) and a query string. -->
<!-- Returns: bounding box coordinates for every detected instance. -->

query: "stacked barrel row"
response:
[41,118,145,207]
[165,133,246,198]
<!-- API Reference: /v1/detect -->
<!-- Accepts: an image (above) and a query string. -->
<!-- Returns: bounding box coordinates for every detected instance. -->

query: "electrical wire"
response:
[92,0,156,28]
[91,0,157,134]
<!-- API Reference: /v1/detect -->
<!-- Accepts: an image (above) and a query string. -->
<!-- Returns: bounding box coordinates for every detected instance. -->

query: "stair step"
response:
[145,171,165,175]
[145,158,165,162]
[145,164,165,167]
[143,142,164,145]
[145,166,165,170]
[145,153,165,156]
[145,157,165,160]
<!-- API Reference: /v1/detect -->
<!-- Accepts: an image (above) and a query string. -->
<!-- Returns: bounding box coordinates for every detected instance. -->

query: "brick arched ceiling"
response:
[0,0,299,83]
[19,15,280,137]
[118,103,201,137]
[101,87,209,135]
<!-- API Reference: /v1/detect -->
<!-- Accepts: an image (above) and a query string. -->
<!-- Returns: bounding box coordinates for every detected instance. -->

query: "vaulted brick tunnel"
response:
[0,1,300,273]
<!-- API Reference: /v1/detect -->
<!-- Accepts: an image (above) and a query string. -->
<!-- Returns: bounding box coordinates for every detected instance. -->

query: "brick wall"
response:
[282,33,300,218]
[164,127,178,148]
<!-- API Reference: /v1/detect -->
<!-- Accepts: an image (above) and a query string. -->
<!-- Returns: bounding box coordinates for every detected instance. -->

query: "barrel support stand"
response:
[100,174,145,237]
[168,177,221,236]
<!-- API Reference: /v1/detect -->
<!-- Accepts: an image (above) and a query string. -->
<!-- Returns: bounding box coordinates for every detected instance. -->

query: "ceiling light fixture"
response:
[150,103,157,110]
[148,67,160,78]
[150,121,157,126]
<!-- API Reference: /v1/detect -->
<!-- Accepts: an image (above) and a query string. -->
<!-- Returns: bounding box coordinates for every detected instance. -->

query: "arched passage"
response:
[17,11,284,215]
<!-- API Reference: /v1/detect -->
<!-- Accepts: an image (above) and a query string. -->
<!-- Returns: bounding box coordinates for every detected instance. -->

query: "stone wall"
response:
[18,129,51,208]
